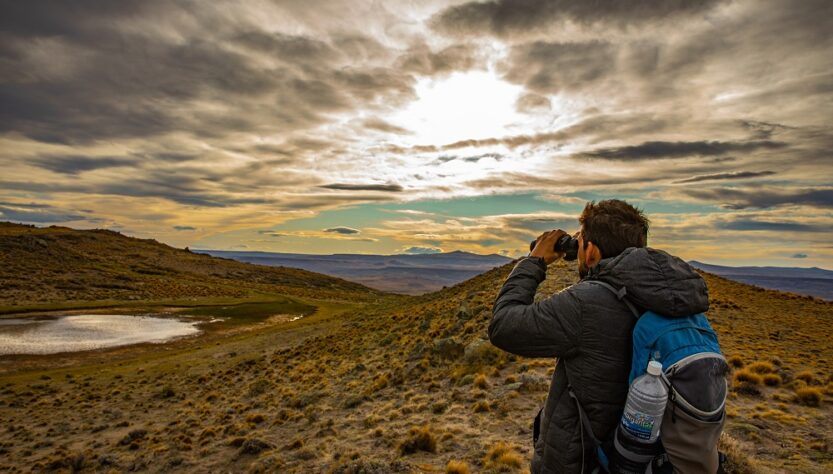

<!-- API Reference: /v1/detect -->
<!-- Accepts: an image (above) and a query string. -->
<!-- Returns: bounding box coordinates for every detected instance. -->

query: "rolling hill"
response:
[0,225,831,473]
[0,222,386,311]
[200,249,513,295]
[689,261,833,301]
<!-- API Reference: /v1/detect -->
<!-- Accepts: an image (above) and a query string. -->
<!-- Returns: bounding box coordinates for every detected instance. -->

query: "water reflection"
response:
[0,314,202,355]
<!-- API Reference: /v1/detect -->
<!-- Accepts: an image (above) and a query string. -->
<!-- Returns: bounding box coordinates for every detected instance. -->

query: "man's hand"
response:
[530,229,568,265]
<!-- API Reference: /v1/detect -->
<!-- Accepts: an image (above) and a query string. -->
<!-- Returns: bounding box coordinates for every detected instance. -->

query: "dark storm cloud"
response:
[0,202,91,223]
[430,0,724,38]
[583,141,787,161]
[0,6,416,145]
[0,175,269,208]
[30,154,141,175]
[501,41,616,94]
[673,170,777,184]
[716,220,832,233]
[324,227,360,234]
[682,187,833,210]
[319,183,404,192]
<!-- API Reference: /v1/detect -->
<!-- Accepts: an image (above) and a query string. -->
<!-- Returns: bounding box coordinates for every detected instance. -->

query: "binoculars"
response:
[528,232,579,261]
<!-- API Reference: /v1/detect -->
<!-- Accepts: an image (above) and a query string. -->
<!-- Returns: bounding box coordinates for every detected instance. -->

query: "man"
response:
[489,199,710,473]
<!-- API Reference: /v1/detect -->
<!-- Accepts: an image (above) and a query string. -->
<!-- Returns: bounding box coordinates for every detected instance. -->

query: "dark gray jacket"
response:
[489,247,709,474]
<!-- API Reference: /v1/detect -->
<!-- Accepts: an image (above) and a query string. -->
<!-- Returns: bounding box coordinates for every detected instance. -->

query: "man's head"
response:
[577,199,650,278]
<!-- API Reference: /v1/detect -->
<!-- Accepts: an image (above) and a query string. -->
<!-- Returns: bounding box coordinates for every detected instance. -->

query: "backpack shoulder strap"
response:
[585,279,641,320]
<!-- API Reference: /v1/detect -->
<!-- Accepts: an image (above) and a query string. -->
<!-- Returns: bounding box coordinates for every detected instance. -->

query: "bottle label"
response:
[621,410,655,441]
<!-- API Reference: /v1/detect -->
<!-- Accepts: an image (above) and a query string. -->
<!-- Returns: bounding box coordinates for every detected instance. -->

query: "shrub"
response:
[483,442,524,471]
[733,370,762,385]
[795,370,817,385]
[746,362,775,374]
[473,374,488,389]
[245,413,265,424]
[762,374,781,387]
[793,387,823,407]
[446,460,470,474]
[398,425,437,455]
[727,356,744,369]
[472,400,490,413]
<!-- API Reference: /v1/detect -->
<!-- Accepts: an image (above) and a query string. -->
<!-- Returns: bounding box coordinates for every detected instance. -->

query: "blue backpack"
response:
[583,280,729,473]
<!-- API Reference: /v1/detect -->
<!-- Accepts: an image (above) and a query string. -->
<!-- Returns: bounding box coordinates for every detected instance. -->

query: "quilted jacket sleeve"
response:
[489,257,582,358]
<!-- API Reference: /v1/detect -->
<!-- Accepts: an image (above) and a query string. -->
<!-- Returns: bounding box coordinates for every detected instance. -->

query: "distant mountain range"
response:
[200,250,514,295]
[689,261,833,300]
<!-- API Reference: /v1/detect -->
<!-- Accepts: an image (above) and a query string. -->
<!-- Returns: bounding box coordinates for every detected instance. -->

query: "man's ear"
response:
[585,241,602,267]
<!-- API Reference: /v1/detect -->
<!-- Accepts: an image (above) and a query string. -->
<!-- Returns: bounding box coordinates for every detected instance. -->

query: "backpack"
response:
[581,279,729,474]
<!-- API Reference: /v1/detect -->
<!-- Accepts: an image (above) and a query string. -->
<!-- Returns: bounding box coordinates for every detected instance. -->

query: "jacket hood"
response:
[589,247,709,317]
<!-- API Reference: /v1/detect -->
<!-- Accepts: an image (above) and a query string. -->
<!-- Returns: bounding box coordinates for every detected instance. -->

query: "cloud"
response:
[430,0,724,38]
[360,117,411,134]
[515,92,551,113]
[402,246,442,254]
[324,226,360,234]
[395,43,485,76]
[501,41,616,94]
[673,170,777,184]
[582,141,787,161]
[173,225,196,231]
[791,253,808,258]
[681,187,833,210]
[257,230,289,237]
[319,183,404,192]
[0,201,94,223]
[30,154,140,175]
[716,219,832,233]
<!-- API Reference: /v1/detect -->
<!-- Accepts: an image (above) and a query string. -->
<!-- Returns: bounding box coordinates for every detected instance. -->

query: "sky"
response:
[1,0,831,267]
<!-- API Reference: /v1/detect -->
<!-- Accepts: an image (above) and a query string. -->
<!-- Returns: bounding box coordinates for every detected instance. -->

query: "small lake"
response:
[0,314,203,355]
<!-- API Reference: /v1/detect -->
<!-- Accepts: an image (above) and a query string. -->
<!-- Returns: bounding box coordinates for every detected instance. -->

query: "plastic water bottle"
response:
[610,361,668,474]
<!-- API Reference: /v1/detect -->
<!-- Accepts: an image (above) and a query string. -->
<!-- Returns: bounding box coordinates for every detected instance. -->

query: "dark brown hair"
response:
[579,199,650,259]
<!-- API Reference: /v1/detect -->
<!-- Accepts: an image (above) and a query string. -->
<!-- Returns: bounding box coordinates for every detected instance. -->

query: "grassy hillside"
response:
[0,222,386,311]
[0,249,831,472]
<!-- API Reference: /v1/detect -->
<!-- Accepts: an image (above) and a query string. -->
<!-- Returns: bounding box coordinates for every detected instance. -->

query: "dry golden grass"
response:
[1,256,831,473]
[446,459,471,474]
[483,441,524,472]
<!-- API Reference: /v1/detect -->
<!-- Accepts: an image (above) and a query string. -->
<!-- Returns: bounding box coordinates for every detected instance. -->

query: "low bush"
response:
[483,441,524,471]
[795,371,817,385]
[733,369,762,385]
[446,460,470,474]
[793,387,823,407]
[746,362,775,374]
[398,425,437,455]
[762,374,782,387]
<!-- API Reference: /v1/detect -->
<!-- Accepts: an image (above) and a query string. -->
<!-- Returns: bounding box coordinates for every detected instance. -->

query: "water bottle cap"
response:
[647,360,663,376]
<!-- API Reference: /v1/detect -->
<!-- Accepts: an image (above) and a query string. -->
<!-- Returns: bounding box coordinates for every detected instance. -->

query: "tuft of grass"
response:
[733,369,762,385]
[795,370,817,385]
[727,355,744,369]
[446,460,471,474]
[472,400,491,413]
[473,373,488,389]
[793,387,823,407]
[746,361,775,374]
[483,441,524,471]
[762,374,782,387]
[398,425,437,455]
